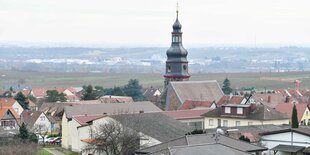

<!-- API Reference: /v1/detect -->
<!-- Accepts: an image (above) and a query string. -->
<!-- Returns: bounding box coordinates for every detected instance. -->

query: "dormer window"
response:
[237,107,243,114]
[224,107,231,113]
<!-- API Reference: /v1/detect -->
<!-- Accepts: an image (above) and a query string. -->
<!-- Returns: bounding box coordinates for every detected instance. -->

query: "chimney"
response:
[285,96,290,103]
[139,110,144,113]
[250,103,257,111]
[267,96,271,103]
[229,93,233,100]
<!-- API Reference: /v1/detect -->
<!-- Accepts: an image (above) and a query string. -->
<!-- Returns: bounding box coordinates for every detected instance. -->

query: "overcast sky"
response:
[0,0,310,47]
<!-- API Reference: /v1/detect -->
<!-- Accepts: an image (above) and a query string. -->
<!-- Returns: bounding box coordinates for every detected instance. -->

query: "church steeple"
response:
[164,6,190,87]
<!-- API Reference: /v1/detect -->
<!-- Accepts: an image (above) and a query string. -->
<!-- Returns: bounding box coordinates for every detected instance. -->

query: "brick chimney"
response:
[267,96,271,103]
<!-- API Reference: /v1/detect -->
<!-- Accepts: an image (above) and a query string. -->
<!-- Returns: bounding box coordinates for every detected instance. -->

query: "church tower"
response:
[164,7,190,87]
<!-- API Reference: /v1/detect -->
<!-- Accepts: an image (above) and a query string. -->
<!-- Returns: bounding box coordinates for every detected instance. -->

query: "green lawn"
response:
[37,149,53,155]
[0,70,310,91]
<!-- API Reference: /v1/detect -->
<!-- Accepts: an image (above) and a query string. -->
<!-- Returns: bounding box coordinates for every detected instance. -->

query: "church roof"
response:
[169,80,224,105]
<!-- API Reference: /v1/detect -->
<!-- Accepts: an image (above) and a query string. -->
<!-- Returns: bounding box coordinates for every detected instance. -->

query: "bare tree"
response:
[0,138,37,155]
[83,113,150,155]
[33,124,49,146]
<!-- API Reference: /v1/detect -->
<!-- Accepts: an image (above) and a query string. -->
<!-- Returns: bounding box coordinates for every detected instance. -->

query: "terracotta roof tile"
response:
[73,115,105,125]
[21,111,43,127]
[0,108,20,120]
[179,100,214,110]
[0,98,18,108]
[217,96,244,106]
[275,103,308,122]
[162,109,212,120]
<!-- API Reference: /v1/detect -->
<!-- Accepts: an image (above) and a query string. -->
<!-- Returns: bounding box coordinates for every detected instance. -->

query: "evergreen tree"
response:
[123,79,144,101]
[239,135,250,142]
[14,92,29,109]
[46,90,67,102]
[94,86,105,98]
[292,104,299,128]
[18,123,29,140]
[113,86,125,96]
[81,85,97,100]
[222,77,233,95]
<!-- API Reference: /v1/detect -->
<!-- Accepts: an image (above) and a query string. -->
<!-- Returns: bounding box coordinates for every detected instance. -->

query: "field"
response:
[1,70,310,91]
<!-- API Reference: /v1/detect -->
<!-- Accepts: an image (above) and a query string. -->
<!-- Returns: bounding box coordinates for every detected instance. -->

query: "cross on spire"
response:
[176,2,179,18]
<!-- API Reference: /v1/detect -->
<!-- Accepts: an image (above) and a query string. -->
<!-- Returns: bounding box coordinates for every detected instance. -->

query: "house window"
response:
[237,108,243,114]
[189,122,203,130]
[1,120,15,127]
[236,121,240,126]
[225,107,231,113]
[223,120,228,127]
[209,119,214,126]
[40,116,45,121]
[248,122,253,126]
[14,108,19,113]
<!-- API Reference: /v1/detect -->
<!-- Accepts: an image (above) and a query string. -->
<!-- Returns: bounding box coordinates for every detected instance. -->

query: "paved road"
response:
[43,148,66,155]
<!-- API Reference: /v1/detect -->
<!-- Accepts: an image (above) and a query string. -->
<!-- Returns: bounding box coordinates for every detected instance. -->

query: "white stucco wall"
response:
[61,113,69,149]
[33,113,52,132]
[261,132,310,155]
[71,119,81,152]
[204,117,289,129]
[12,102,24,116]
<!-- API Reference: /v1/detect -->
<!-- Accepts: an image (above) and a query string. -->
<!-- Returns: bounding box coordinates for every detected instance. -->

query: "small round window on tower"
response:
[183,65,187,70]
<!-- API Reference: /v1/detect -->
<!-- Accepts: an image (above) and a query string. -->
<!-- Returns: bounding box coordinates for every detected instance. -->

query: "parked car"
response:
[37,135,48,144]
[50,137,61,145]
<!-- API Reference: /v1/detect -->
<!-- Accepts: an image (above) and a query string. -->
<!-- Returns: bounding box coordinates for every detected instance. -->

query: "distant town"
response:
[0,46,310,73]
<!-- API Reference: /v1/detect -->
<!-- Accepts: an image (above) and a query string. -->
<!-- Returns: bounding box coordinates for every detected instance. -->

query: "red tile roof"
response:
[217,96,244,106]
[241,132,260,143]
[179,100,213,110]
[275,103,309,122]
[81,138,96,144]
[99,96,133,103]
[21,111,43,127]
[73,115,105,125]
[162,109,212,120]
[0,108,20,120]
[31,88,66,98]
[0,98,18,108]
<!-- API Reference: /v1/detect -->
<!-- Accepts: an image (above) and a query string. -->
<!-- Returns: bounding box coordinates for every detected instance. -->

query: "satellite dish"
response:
[216,128,225,135]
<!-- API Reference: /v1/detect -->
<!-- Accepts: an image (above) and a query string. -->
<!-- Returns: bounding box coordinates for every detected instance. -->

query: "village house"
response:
[30,87,81,101]
[0,107,20,130]
[165,80,224,111]
[202,103,289,129]
[136,133,267,155]
[275,103,310,125]
[143,87,161,103]
[205,124,291,144]
[260,127,310,155]
[21,111,58,133]
[253,93,292,108]
[61,101,163,151]
[73,113,192,154]
[162,109,212,130]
